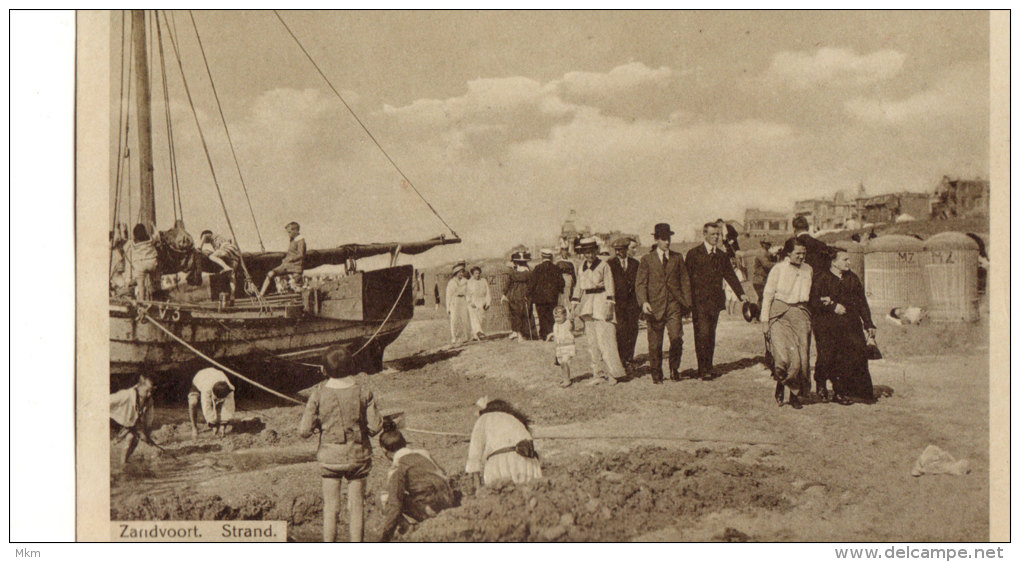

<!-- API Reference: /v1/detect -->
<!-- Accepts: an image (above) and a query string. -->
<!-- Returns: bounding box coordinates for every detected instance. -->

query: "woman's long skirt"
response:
[816,321,874,400]
[767,304,812,396]
[508,298,535,339]
[467,305,486,336]
[449,298,471,343]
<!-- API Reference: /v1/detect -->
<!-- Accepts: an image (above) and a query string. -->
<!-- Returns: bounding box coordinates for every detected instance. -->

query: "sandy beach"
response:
[109,305,990,542]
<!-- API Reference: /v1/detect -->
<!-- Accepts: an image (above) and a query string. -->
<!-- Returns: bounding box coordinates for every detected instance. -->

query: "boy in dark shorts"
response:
[299,346,383,542]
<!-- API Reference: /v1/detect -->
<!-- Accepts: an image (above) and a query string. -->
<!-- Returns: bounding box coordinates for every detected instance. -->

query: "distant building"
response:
[930,176,990,219]
[859,192,930,224]
[559,209,592,252]
[744,208,790,237]
[792,198,833,230]
[794,183,866,231]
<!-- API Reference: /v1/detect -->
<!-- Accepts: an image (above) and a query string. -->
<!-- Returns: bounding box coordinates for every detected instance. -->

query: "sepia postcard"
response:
[73,10,1009,545]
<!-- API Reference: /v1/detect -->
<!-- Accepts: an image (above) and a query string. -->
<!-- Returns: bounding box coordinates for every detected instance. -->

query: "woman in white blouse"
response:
[446,262,472,345]
[759,238,813,409]
[465,266,492,340]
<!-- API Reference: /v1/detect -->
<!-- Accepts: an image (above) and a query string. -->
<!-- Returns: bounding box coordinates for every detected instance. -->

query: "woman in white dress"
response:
[465,266,491,340]
[465,397,542,488]
[759,238,813,409]
[445,262,472,345]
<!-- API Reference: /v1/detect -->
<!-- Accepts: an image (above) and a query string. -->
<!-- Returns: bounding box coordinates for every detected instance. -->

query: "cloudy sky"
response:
[106,10,990,266]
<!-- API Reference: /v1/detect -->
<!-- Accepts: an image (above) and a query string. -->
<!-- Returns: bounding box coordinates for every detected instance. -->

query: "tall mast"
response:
[131,9,156,228]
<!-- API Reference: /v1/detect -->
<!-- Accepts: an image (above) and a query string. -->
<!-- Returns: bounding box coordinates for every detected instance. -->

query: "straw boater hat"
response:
[540,248,554,259]
[451,261,466,275]
[575,236,599,253]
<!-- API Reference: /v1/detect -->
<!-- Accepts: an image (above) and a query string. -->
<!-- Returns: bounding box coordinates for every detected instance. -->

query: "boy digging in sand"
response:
[546,305,576,387]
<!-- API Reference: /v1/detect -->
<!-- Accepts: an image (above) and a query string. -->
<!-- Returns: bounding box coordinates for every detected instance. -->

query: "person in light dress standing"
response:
[445,261,471,344]
[465,266,491,340]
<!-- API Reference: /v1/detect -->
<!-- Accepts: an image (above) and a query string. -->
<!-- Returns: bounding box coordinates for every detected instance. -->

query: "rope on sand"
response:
[403,426,779,446]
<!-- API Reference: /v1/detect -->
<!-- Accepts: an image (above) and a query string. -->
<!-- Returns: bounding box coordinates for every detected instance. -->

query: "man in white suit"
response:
[571,237,625,385]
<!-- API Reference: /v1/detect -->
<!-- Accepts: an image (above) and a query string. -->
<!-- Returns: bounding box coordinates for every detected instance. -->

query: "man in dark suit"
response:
[790,215,830,275]
[686,222,748,379]
[636,223,693,384]
[607,237,640,364]
[528,248,565,340]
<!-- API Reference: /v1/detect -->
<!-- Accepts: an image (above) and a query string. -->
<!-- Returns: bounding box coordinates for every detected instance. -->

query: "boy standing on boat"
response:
[260,221,306,296]
[188,367,236,439]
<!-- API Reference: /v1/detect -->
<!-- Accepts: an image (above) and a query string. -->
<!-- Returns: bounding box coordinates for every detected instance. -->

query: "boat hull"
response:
[109,265,415,389]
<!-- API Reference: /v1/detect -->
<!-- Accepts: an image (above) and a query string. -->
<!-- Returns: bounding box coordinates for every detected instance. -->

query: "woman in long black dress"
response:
[809,248,877,404]
[502,251,535,340]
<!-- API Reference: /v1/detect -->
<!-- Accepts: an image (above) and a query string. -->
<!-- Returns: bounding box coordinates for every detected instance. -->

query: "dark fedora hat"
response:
[652,223,674,239]
[742,301,761,323]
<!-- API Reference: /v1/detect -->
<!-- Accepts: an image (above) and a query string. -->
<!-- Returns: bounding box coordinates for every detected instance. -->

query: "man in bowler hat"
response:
[686,222,748,379]
[607,237,640,364]
[635,223,693,383]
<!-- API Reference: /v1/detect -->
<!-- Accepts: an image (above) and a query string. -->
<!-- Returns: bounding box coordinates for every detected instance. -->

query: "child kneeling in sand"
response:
[546,305,576,387]
[299,346,383,542]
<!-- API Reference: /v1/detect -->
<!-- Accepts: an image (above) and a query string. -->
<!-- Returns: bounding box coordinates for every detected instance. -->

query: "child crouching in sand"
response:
[299,346,383,542]
[546,305,576,387]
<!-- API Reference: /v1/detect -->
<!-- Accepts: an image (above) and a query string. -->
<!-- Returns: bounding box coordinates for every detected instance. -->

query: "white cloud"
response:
[556,62,676,97]
[144,56,986,265]
[765,47,907,90]
[844,62,989,124]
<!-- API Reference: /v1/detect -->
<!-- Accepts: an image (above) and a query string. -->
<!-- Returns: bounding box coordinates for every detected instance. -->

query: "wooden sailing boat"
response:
[109,10,460,388]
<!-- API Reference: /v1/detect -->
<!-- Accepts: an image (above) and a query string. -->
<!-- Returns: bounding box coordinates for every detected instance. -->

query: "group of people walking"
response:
[761,216,877,408]
[445,214,877,407]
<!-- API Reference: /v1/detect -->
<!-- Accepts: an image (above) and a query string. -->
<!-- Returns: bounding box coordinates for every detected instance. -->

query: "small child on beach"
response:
[546,305,576,388]
[299,346,383,542]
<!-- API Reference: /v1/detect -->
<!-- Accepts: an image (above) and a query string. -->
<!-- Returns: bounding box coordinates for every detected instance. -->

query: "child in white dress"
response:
[546,305,576,387]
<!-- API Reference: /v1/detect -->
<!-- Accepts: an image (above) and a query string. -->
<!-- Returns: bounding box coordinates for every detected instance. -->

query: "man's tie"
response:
[661,251,668,269]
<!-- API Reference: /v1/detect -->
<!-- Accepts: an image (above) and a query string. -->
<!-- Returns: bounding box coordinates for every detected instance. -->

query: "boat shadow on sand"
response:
[386,348,463,372]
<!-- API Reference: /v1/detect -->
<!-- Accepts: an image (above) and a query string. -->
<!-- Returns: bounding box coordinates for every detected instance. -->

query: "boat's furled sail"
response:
[242,235,460,273]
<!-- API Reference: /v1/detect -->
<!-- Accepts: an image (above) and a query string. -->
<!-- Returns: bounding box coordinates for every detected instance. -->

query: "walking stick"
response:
[526,298,535,340]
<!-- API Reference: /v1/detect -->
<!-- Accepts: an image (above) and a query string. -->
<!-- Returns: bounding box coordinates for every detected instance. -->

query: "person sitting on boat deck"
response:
[188,367,235,439]
[374,423,457,542]
[125,223,160,301]
[260,221,306,296]
[466,397,542,488]
[199,230,241,292]
[110,374,155,465]
[299,346,384,542]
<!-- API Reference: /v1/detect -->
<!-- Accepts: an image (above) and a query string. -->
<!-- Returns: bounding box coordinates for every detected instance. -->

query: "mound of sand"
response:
[406,446,791,542]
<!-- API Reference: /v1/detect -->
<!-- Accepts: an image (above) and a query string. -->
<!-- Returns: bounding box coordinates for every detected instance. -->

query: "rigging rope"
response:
[187,10,267,252]
[111,11,129,232]
[160,12,263,306]
[351,277,410,357]
[154,11,183,222]
[272,11,460,240]
[142,311,305,405]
